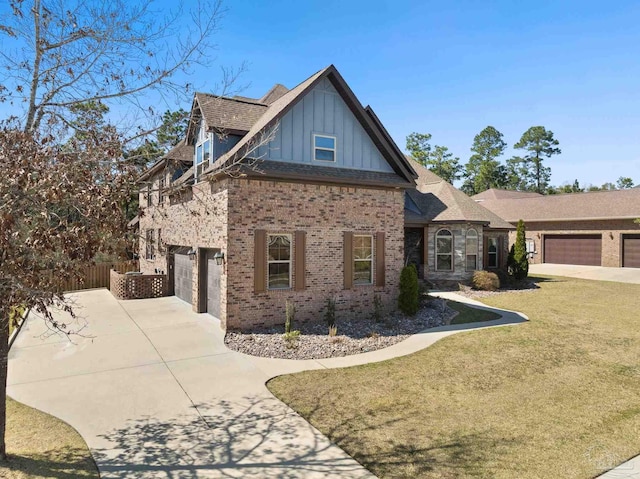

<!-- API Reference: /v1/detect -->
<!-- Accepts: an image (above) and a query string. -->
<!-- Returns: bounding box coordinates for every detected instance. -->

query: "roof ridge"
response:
[195,91,268,107]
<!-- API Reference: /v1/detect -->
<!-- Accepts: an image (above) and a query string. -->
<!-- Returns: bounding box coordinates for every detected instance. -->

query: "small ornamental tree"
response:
[510,220,529,280]
[398,264,419,316]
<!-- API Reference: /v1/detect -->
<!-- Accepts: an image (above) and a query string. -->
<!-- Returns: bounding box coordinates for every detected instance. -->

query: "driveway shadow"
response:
[92,394,373,478]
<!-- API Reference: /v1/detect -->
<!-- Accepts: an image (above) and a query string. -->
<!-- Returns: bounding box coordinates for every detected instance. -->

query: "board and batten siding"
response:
[256,78,394,173]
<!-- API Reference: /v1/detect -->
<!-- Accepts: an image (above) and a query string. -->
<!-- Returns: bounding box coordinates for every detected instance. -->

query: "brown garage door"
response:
[544,235,602,266]
[623,234,640,268]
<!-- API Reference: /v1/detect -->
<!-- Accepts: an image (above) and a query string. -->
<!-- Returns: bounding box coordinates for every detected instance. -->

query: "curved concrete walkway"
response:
[7,289,526,478]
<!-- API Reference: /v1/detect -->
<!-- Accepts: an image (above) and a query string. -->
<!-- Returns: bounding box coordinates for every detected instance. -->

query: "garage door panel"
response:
[174,253,193,304]
[623,235,640,268]
[544,235,602,266]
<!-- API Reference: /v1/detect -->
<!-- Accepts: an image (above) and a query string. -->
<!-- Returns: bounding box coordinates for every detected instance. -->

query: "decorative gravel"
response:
[224,298,457,360]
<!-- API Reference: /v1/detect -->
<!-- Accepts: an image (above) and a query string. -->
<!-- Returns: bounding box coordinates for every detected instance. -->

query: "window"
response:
[487,237,499,268]
[159,177,165,204]
[466,229,478,271]
[145,229,154,260]
[195,119,211,180]
[157,228,162,253]
[267,234,291,289]
[313,134,336,162]
[146,184,152,207]
[353,235,373,284]
[435,229,453,271]
[526,238,535,254]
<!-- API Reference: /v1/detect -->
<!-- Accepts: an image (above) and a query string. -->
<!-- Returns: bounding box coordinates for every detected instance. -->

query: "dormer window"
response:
[313,134,336,162]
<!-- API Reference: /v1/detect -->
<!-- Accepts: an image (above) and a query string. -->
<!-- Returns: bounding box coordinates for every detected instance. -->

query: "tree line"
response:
[406,126,634,195]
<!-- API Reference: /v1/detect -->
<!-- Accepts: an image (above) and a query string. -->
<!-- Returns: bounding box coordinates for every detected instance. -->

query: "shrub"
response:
[372,294,383,323]
[509,220,529,280]
[324,297,336,328]
[285,300,295,334]
[283,330,301,349]
[398,264,419,316]
[472,270,500,291]
[328,325,338,337]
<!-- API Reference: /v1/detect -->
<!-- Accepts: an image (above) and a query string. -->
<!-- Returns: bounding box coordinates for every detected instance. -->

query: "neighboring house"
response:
[404,161,514,282]
[138,65,417,330]
[473,188,640,268]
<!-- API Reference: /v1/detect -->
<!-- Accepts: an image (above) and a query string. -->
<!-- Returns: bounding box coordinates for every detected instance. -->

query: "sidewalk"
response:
[8,289,527,478]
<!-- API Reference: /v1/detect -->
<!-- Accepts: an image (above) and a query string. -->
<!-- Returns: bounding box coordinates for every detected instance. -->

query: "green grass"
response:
[0,397,98,478]
[268,276,640,479]
[447,300,501,325]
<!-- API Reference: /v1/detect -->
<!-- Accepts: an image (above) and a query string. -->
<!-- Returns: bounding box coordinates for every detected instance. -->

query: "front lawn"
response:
[0,397,98,478]
[268,276,640,478]
[447,300,501,325]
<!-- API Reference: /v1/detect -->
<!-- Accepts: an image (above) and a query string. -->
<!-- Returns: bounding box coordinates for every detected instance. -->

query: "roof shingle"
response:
[476,188,640,222]
[406,160,514,229]
[195,93,268,133]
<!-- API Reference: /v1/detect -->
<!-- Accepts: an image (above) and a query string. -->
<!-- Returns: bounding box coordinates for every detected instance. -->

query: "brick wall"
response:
[139,177,229,323]
[508,219,640,267]
[225,178,405,330]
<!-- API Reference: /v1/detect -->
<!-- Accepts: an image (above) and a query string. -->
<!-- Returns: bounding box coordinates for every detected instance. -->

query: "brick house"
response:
[137,65,514,330]
[473,188,640,268]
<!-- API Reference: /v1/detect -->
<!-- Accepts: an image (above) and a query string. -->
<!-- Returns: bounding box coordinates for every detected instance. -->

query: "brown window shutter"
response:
[254,230,266,293]
[294,230,306,291]
[498,235,505,269]
[376,232,385,286]
[344,231,353,290]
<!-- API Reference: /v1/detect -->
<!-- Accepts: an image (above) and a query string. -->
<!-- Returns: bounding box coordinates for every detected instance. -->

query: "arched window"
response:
[435,229,453,271]
[466,229,478,271]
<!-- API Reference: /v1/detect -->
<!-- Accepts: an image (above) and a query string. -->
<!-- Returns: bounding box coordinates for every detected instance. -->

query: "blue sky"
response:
[199,0,639,188]
[3,0,639,187]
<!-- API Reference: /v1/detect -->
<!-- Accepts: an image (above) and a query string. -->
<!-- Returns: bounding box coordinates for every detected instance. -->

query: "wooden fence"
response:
[61,260,140,292]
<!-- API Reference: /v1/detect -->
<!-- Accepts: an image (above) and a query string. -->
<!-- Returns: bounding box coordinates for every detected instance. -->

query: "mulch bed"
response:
[224,298,457,360]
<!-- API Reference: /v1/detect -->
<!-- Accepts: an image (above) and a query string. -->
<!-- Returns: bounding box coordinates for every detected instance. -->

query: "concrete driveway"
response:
[8,289,526,478]
[529,264,640,284]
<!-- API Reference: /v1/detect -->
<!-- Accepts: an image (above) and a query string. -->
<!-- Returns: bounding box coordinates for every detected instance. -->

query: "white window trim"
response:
[267,233,292,290]
[465,228,478,271]
[435,229,453,272]
[195,120,211,180]
[313,133,337,162]
[353,234,374,285]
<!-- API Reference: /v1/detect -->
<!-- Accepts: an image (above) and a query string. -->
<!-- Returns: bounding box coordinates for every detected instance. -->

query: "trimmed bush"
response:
[398,264,419,316]
[472,270,500,291]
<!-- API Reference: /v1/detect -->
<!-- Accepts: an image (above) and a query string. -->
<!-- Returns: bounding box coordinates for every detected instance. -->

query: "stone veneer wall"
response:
[424,224,485,281]
[139,177,229,325]
[225,178,405,330]
[509,219,640,267]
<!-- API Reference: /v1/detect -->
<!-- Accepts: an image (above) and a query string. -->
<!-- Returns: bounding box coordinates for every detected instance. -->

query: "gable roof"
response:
[476,188,640,222]
[405,159,514,229]
[260,84,289,104]
[472,188,543,200]
[193,93,268,134]
[137,141,194,182]
[204,65,416,186]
